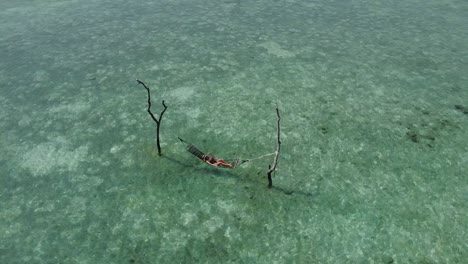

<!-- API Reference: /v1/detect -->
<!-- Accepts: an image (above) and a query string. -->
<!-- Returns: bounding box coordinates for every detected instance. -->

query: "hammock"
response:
[178,137,275,169]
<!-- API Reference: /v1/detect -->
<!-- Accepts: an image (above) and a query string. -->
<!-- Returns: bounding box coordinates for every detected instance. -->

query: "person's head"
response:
[204,155,214,162]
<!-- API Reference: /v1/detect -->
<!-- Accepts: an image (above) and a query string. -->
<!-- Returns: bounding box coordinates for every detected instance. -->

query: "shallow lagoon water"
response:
[1,0,467,263]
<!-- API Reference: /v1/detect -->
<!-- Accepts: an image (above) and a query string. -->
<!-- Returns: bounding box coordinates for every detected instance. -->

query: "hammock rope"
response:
[234,152,276,165]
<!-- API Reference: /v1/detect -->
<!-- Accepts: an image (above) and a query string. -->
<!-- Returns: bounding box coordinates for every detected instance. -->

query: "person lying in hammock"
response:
[178,137,240,169]
[201,152,236,168]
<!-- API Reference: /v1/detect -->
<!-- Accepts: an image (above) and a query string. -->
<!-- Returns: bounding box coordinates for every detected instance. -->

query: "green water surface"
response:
[1,0,467,263]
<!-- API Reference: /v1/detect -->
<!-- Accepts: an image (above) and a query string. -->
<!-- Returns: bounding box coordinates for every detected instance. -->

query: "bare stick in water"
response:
[136,79,168,156]
[267,103,281,188]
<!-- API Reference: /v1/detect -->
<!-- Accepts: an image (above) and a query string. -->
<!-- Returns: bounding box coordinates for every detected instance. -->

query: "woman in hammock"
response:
[178,137,240,168]
[201,152,236,168]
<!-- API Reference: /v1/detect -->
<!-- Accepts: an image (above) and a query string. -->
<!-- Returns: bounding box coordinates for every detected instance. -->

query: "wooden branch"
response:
[267,165,273,188]
[267,103,281,188]
[136,79,168,156]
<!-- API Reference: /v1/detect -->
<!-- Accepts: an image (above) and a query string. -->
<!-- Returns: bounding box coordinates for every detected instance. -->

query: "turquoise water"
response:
[1,0,467,263]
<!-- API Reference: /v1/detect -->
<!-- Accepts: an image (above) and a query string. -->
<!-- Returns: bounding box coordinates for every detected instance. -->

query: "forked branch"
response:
[136,79,168,156]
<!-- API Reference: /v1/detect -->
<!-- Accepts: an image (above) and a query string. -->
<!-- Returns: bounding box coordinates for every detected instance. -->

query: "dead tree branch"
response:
[267,103,281,188]
[136,79,168,156]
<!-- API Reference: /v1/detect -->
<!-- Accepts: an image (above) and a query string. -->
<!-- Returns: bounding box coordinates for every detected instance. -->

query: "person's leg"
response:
[217,159,233,168]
